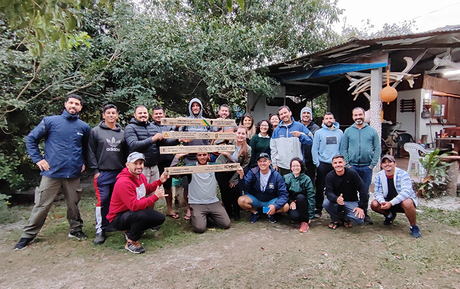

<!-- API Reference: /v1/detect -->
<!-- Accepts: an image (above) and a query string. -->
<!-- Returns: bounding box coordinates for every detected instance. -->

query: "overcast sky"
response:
[335,0,460,33]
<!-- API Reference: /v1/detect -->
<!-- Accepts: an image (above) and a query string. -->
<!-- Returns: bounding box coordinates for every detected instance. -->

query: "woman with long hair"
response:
[283,157,315,232]
[216,126,252,220]
[240,113,256,144]
[249,119,273,168]
[269,113,280,130]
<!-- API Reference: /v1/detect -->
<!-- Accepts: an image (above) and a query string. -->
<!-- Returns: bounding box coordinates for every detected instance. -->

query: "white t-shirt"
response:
[259,171,271,192]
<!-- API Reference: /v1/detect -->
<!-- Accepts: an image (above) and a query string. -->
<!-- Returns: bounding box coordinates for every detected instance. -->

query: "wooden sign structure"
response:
[162,117,238,175]
[165,163,240,175]
[160,145,235,154]
[161,118,236,127]
[162,131,236,140]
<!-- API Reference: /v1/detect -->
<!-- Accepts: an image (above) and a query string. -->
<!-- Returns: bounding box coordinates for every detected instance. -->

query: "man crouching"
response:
[106,152,169,254]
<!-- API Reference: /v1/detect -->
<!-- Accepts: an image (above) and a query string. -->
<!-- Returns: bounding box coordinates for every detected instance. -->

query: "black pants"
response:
[215,172,240,219]
[110,209,165,241]
[305,161,316,185]
[315,162,334,211]
[288,194,310,223]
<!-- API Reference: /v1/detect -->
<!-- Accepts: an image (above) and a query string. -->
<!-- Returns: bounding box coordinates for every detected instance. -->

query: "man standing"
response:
[311,112,343,217]
[300,107,320,184]
[270,106,313,176]
[151,106,180,219]
[323,155,368,229]
[107,152,168,254]
[341,107,381,223]
[124,105,163,184]
[211,104,236,161]
[237,153,289,224]
[371,155,421,238]
[87,104,127,245]
[171,152,231,233]
[14,95,91,250]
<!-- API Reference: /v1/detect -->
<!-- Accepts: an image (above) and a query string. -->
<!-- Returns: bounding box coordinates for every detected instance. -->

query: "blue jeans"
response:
[323,199,364,225]
[351,165,372,189]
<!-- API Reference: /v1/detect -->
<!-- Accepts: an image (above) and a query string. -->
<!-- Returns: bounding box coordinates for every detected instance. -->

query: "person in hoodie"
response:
[124,105,163,184]
[87,104,127,245]
[14,94,91,251]
[283,157,315,233]
[311,112,343,218]
[270,106,313,176]
[341,107,381,224]
[300,107,320,184]
[107,152,169,254]
[237,153,289,224]
[178,98,213,220]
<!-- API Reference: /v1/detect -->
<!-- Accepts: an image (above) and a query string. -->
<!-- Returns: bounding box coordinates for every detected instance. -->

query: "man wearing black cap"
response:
[106,152,169,254]
[237,153,289,224]
[371,155,421,238]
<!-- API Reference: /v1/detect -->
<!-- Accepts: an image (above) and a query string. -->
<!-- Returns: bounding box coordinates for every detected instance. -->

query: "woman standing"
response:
[240,113,256,144]
[216,126,252,220]
[249,119,273,168]
[269,113,280,130]
[283,157,315,232]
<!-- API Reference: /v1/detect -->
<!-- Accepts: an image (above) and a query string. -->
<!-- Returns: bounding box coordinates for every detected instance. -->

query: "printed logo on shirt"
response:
[326,136,338,145]
[268,183,274,189]
[136,183,146,200]
[106,137,121,152]
[77,132,83,136]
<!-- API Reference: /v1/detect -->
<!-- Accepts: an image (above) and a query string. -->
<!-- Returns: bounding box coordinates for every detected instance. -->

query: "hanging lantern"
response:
[380,69,398,104]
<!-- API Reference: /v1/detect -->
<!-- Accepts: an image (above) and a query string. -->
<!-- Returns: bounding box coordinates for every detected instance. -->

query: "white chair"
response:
[404,143,427,175]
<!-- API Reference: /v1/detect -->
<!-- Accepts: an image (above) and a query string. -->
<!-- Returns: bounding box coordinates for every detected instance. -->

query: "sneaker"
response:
[250,212,259,223]
[410,225,421,238]
[268,214,277,224]
[364,215,373,225]
[125,240,145,254]
[14,237,34,251]
[314,210,322,219]
[93,231,107,245]
[299,222,309,233]
[68,231,88,241]
[383,212,397,226]
[149,225,161,232]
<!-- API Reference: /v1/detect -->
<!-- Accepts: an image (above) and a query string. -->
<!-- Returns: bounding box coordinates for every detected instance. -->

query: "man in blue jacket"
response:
[14,95,91,250]
[237,153,289,224]
[340,107,381,224]
[270,106,313,176]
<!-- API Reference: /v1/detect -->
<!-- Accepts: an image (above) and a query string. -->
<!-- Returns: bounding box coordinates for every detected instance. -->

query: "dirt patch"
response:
[1,208,460,289]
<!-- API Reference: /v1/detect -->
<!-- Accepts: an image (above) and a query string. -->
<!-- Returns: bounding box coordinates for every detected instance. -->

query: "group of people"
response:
[14,95,421,255]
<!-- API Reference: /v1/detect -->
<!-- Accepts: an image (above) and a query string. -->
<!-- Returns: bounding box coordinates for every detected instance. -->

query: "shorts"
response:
[385,198,417,213]
[245,193,277,208]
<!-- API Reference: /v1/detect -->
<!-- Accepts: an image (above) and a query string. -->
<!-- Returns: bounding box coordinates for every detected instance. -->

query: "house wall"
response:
[247,86,286,123]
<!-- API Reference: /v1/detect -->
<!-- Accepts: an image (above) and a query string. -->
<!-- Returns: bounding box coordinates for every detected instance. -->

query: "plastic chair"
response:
[396,133,415,157]
[404,143,427,175]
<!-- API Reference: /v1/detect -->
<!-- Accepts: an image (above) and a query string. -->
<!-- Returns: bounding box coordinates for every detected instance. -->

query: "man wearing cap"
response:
[171,152,231,233]
[323,155,368,229]
[237,153,289,224]
[371,155,421,238]
[300,107,320,184]
[106,152,169,254]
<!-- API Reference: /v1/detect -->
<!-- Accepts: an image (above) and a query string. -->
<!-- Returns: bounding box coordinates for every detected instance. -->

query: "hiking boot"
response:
[299,222,309,233]
[250,212,259,223]
[268,214,277,224]
[14,237,34,251]
[68,231,88,241]
[383,212,397,226]
[364,215,373,225]
[125,240,145,254]
[410,225,421,238]
[93,231,107,245]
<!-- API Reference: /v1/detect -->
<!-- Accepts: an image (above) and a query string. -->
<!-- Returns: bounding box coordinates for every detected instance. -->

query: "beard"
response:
[354,118,364,125]
[326,122,333,127]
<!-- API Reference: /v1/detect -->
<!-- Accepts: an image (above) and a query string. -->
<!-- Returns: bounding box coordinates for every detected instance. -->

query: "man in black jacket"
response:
[323,155,368,229]
[87,104,127,244]
[124,105,163,183]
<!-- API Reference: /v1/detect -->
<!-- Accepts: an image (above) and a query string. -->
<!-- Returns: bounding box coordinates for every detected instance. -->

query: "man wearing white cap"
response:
[106,152,169,254]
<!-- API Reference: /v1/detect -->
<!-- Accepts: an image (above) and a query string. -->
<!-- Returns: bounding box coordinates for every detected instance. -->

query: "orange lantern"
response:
[380,69,397,104]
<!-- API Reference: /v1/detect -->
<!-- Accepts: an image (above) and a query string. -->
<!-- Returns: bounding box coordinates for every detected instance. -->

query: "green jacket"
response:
[341,123,381,168]
[283,172,315,220]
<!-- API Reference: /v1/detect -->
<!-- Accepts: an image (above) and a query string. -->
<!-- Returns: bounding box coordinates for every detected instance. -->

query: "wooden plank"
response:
[160,145,235,154]
[161,118,236,126]
[162,131,236,140]
[165,163,240,175]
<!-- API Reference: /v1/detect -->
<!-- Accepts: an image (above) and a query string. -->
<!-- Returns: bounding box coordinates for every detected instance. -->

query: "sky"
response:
[335,0,460,33]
